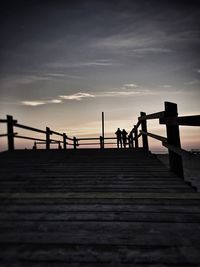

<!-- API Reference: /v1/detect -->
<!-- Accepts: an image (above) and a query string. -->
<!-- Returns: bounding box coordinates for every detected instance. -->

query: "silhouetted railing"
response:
[1,101,200,177]
[0,115,75,150]
[0,116,116,150]
[130,101,200,177]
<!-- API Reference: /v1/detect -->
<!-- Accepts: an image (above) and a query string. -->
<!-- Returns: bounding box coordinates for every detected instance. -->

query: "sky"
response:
[0,0,200,151]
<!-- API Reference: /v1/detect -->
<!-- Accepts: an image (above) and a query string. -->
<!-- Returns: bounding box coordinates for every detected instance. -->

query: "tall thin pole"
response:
[102,112,104,139]
[102,112,104,148]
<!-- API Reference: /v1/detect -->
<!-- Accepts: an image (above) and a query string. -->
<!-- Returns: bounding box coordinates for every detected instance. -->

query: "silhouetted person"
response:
[122,129,128,148]
[115,128,122,148]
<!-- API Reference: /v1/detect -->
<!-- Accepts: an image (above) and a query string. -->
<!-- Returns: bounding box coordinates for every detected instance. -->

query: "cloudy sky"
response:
[0,0,200,150]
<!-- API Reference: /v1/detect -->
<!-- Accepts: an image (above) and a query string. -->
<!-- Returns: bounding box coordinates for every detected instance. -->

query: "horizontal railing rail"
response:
[130,101,200,178]
[160,115,200,126]
[139,111,165,121]
[0,115,74,150]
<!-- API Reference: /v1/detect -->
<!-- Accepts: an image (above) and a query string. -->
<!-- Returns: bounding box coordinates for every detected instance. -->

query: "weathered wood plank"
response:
[0,222,200,245]
[1,211,200,222]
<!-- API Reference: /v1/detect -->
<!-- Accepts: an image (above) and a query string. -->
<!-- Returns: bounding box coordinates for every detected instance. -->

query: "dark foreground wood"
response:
[0,149,200,266]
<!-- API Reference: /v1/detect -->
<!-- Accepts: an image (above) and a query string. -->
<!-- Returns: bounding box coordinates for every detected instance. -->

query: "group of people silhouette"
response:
[115,128,132,148]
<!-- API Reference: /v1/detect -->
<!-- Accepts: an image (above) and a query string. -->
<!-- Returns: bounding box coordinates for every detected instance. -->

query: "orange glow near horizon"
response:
[0,115,199,153]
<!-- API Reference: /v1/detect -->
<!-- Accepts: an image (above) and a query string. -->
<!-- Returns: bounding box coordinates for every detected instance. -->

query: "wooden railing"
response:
[1,101,199,177]
[0,115,116,150]
[0,115,75,150]
[130,101,200,177]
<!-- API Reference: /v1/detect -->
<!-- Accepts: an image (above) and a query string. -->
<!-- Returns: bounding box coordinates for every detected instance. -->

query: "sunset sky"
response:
[0,0,200,151]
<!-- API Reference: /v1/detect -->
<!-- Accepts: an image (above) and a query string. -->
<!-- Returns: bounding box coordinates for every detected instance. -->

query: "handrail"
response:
[15,135,46,142]
[140,130,167,142]
[50,130,64,136]
[0,115,74,150]
[14,122,46,134]
[77,137,100,141]
[66,136,74,141]
[160,115,200,126]
[131,101,200,178]
[139,111,165,121]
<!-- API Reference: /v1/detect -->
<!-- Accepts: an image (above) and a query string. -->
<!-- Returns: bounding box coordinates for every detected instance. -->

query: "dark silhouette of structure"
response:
[128,131,134,148]
[115,128,122,148]
[0,101,200,177]
[122,129,128,148]
[0,101,200,266]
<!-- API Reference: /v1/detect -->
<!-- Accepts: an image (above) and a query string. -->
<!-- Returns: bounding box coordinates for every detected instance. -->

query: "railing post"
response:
[46,127,51,150]
[165,102,183,177]
[100,136,104,149]
[73,137,77,149]
[58,141,62,150]
[63,133,67,150]
[7,115,15,151]
[134,126,139,148]
[140,112,149,150]
[128,132,134,148]
[33,141,37,150]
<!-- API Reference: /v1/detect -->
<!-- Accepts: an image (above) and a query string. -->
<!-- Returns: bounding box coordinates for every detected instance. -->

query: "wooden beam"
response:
[160,115,200,126]
[139,111,165,121]
[165,102,183,178]
[140,112,149,150]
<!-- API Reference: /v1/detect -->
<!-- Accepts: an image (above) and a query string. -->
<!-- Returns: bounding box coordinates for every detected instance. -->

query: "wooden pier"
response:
[0,149,200,266]
[0,101,200,266]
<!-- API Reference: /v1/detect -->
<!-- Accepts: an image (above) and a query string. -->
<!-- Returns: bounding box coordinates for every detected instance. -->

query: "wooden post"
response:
[7,115,14,151]
[102,112,105,148]
[33,141,37,150]
[46,127,51,150]
[58,141,62,150]
[128,132,134,148]
[100,136,104,149]
[134,126,139,148]
[63,133,67,150]
[73,137,77,149]
[141,112,149,150]
[165,102,183,177]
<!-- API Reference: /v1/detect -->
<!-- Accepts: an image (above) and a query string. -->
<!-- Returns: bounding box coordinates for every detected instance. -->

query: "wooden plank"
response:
[138,111,165,121]
[1,192,200,199]
[0,244,200,265]
[160,115,200,126]
[140,130,167,142]
[14,123,46,134]
[1,211,200,222]
[1,203,200,213]
[0,222,200,246]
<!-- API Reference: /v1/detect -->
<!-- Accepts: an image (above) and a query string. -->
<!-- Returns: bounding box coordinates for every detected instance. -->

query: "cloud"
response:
[45,73,83,79]
[160,84,172,88]
[184,79,200,85]
[93,30,200,55]
[21,99,63,106]
[48,59,118,69]
[1,72,85,89]
[20,87,154,107]
[97,89,152,97]
[131,48,173,53]
[59,92,95,101]
[122,83,139,89]
[48,99,62,103]
[21,101,46,106]
[197,69,200,73]
[1,75,51,88]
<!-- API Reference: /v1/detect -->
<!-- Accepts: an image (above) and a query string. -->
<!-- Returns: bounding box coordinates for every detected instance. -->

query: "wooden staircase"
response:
[0,149,200,266]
